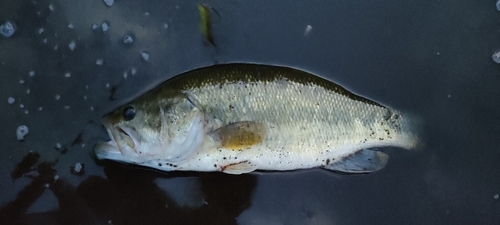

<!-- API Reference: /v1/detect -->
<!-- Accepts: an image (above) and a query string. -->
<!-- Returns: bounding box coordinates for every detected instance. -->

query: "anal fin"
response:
[324,149,389,173]
[209,121,267,150]
[222,161,258,175]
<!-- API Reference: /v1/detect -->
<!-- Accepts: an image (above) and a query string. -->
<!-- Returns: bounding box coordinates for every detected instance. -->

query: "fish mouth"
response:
[94,118,139,162]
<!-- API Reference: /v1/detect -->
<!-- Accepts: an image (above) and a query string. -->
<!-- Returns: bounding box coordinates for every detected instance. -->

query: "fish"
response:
[94,64,421,174]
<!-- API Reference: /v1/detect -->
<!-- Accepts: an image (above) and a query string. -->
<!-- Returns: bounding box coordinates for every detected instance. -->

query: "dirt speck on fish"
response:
[94,64,421,174]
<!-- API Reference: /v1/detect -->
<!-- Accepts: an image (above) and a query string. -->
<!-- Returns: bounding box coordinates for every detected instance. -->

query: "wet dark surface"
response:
[1,0,500,224]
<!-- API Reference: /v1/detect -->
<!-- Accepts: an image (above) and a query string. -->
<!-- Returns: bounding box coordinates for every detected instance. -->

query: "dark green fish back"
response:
[159,64,384,108]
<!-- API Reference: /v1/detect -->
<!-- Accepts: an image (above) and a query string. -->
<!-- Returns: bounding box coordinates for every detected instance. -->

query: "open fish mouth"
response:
[94,119,139,163]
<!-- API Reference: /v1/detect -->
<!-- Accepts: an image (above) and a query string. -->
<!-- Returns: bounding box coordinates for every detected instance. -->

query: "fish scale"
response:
[94,64,421,174]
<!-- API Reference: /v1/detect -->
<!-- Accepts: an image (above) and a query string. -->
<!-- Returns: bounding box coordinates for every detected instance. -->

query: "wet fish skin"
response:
[94,64,420,174]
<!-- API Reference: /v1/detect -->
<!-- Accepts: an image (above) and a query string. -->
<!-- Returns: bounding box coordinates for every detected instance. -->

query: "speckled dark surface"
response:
[1,0,500,224]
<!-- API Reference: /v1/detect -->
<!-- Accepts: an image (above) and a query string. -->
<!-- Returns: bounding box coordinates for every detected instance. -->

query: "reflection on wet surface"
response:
[1,155,256,225]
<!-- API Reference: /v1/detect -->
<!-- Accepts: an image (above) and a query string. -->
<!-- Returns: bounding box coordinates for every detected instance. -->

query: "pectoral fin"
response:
[323,149,388,173]
[222,161,258,174]
[209,121,267,150]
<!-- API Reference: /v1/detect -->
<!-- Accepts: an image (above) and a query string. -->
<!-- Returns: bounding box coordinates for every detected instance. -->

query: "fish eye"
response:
[122,106,136,121]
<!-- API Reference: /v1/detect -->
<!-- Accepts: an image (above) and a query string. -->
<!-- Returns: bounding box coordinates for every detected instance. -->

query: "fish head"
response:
[94,96,206,165]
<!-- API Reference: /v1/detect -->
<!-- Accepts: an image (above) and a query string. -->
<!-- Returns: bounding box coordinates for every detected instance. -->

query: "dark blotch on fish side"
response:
[10,151,40,181]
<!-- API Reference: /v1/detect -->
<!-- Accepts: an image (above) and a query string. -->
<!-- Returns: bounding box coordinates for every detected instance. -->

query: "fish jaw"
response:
[94,118,143,163]
[94,110,207,164]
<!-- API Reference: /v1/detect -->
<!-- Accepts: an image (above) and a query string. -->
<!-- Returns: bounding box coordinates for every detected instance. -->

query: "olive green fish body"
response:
[95,64,420,174]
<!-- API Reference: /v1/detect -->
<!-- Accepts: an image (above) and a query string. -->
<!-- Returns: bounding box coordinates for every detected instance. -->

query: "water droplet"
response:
[92,24,98,30]
[38,28,44,34]
[64,105,70,109]
[105,83,110,89]
[65,72,71,78]
[141,51,150,61]
[83,95,87,100]
[8,97,15,104]
[123,35,134,44]
[54,45,58,50]
[68,40,76,51]
[42,38,48,43]
[19,103,24,108]
[90,106,95,111]
[55,95,61,100]
[71,162,84,175]
[29,71,35,76]
[96,58,104,65]
[19,79,25,84]
[26,89,30,94]
[497,0,500,11]
[123,71,128,79]
[24,110,29,114]
[55,142,62,149]
[102,22,109,32]
[304,25,312,36]
[38,106,43,111]
[68,23,74,29]
[163,23,169,29]
[16,125,29,141]
[492,51,500,63]
[103,0,114,7]
[131,68,137,75]
[494,194,499,200]
[49,4,54,11]
[1,21,15,37]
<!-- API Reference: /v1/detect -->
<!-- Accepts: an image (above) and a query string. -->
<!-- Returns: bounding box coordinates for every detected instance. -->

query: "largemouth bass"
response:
[94,64,420,174]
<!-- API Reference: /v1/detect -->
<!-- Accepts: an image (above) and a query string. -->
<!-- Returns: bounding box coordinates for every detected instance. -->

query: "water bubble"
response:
[24,110,29,114]
[29,71,35,76]
[83,95,87,100]
[54,45,58,50]
[497,0,500,11]
[68,23,74,29]
[91,24,98,30]
[68,40,76,51]
[55,95,60,100]
[90,106,94,111]
[26,89,30,94]
[55,142,62,149]
[38,28,44,34]
[1,21,15,37]
[141,51,150,61]
[123,71,128,79]
[492,51,500,63]
[19,79,25,84]
[96,58,104,65]
[131,68,137,75]
[103,0,114,7]
[42,38,48,43]
[163,23,169,29]
[19,103,24,108]
[495,194,499,200]
[38,106,43,111]
[16,125,29,141]
[8,97,15,104]
[123,35,134,44]
[102,22,109,32]
[64,105,70,109]
[49,4,54,11]
[105,83,110,89]
[65,72,71,78]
